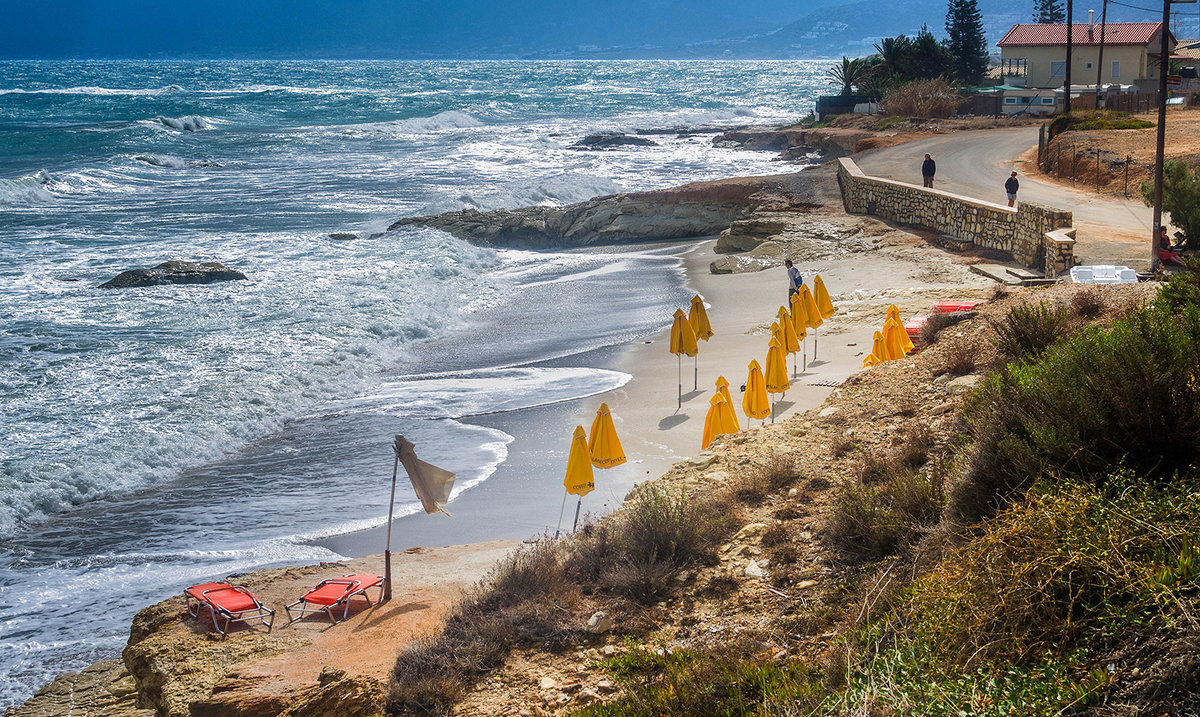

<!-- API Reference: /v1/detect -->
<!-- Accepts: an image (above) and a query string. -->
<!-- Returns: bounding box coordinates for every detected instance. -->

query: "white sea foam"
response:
[421,172,624,214]
[0,85,184,96]
[0,170,54,204]
[339,110,485,138]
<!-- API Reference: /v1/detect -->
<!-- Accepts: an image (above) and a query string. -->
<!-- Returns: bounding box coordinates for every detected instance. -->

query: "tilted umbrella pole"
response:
[383,450,399,602]
[554,488,569,539]
[571,496,583,534]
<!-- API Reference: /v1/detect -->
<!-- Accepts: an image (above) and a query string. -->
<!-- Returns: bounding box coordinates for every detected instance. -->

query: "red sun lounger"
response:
[285,574,384,624]
[184,582,275,636]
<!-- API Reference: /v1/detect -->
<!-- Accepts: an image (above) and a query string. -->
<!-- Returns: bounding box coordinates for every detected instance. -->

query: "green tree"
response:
[1033,0,1066,23]
[945,0,989,85]
[873,35,915,81]
[1141,160,1200,249]
[825,56,875,95]
[908,25,955,80]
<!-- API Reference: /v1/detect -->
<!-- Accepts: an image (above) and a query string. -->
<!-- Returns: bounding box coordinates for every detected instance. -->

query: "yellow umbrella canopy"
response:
[743,360,771,421]
[588,402,626,469]
[669,308,699,357]
[776,306,801,354]
[813,275,837,318]
[789,292,809,341]
[862,330,887,367]
[702,393,739,449]
[883,317,908,361]
[564,425,595,497]
[764,337,790,394]
[688,295,714,341]
[799,284,823,329]
[715,376,740,430]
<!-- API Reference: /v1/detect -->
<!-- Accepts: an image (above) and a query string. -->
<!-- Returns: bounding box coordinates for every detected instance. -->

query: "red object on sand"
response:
[285,574,385,623]
[905,316,929,343]
[184,582,275,636]
[931,300,984,315]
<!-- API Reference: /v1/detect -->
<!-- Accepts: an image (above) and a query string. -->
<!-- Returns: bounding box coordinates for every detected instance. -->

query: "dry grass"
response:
[880,78,963,119]
[936,340,977,376]
[1069,287,1104,318]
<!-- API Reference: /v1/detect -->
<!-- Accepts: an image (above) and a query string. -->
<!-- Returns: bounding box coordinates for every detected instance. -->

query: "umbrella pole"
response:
[803,342,807,373]
[554,488,568,539]
[571,497,583,534]
[771,399,775,424]
[677,355,682,409]
[384,451,399,601]
[814,333,819,362]
[693,355,698,391]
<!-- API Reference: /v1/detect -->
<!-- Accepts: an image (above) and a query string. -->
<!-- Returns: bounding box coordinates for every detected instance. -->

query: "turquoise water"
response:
[0,60,825,707]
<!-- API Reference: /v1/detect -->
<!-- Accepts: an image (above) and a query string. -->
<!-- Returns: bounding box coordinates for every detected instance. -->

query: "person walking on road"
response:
[1005,171,1019,207]
[785,259,802,298]
[921,154,936,188]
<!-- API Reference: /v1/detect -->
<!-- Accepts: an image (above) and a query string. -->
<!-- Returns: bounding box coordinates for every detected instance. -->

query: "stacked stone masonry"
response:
[837,158,1074,278]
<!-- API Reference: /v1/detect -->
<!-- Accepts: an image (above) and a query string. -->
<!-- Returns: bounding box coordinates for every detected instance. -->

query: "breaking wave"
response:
[145,115,213,132]
[0,170,54,204]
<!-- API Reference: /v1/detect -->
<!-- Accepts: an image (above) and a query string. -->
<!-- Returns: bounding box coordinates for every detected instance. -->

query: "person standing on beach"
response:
[785,259,802,297]
[1005,171,1019,207]
[921,154,936,188]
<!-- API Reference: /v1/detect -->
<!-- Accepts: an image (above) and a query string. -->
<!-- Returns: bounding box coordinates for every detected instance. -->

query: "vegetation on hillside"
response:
[1141,161,1200,249]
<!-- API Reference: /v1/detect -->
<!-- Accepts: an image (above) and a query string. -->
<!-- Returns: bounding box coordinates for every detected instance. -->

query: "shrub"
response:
[1140,160,1200,248]
[896,423,934,470]
[387,540,579,714]
[880,78,963,119]
[937,340,976,376]
[1069,287,1104,318]
[921,309,976,345]
[826,470,944,563]
[1050,109,1153,137]
[989,301,1071,363]
[830,436,858,458]
[952,305,1200,523]
[1156,256,1200,313]
[578,643,824,716]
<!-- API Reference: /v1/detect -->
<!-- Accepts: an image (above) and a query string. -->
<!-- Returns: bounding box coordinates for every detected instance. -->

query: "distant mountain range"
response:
[5,0,1197,60]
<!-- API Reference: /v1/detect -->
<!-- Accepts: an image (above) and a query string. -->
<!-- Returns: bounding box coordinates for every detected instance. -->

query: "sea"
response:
[0,59,825,708]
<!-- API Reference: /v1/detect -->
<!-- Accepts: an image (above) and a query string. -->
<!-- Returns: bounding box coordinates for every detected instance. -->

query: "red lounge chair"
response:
[184,582,275,636]
[904,315,929,344]
[931,300,984,314]
[285,574,384,624]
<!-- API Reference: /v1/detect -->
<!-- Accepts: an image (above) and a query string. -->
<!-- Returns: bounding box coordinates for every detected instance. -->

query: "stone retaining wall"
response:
[837,157,1074,277]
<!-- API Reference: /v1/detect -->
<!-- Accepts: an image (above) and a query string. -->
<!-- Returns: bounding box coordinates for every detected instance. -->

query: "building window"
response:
[1085,61,1094,70]
[1112,60,1121,78]
[1042,97,1055,104]
[1050,61,1067,78]
[1002,58,1028,76]
[1004,97,1018,104]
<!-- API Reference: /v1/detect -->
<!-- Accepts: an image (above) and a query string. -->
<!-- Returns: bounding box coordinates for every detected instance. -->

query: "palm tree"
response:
[873,35,914,79]
[826,56,873,96]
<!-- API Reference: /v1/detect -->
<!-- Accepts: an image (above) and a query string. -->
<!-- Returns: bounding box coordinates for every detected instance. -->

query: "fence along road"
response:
[853,127,1154,270]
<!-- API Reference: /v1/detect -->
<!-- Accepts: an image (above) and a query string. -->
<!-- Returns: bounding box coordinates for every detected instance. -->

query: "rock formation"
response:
[99,261,247,289]
[571,132,658,149]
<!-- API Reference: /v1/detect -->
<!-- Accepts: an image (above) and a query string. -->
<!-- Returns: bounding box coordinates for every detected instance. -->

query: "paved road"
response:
[854,128,1155,268]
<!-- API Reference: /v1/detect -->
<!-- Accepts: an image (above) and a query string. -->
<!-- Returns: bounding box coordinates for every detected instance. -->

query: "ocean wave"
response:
[144,115,214,132]
[0,170,55,204]
[131,153,187,169]
[339,110,485,138]
[422,172,624,214]
[0,84,184,96]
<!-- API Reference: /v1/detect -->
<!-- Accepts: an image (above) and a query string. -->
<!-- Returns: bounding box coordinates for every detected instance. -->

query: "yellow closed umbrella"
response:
[799,284,823,330]
[776,306,801,376]
[862,330,887,367]
[790,290,810,336]
[883,317,908,361]
[764,337,790,423]
[588,402,626,469]
[715,376,739,430]
[743,360,771,422]
[689,295,714,341]
[556,425,595,538]
[702,393,739,449]
[669,308,699,407]
[813,275,837,318]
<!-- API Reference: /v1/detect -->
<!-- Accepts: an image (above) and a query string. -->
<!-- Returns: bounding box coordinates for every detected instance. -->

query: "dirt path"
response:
[853,127,1154,269]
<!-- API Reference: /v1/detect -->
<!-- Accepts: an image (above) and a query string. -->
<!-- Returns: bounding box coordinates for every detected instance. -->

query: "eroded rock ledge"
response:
[390,173,828,250]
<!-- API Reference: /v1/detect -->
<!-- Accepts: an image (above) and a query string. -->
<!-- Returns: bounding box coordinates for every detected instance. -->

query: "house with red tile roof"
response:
[998,19,1175,91]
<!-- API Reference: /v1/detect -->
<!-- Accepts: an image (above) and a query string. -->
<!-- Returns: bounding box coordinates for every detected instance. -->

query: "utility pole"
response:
[1152,0,1174,272]
[1066,0,1074,114]
[1096,0,1108,109]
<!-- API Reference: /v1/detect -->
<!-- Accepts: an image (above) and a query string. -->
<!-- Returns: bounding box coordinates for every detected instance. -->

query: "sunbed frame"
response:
[285,574,384,624]
[184,582,275,636]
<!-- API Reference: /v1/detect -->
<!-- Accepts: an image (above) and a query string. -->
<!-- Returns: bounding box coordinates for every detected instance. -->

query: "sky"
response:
[1,0,825,59]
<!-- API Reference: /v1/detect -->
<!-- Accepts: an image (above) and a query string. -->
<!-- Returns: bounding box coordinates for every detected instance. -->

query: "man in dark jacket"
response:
[1005,171,1019,207]
[921,154,935,188]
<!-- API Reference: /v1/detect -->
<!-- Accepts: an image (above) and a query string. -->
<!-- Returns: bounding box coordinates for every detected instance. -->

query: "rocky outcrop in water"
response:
[571,132,658,149]
[390,174,828,250]
[99,261,247,289]
[716,127,873,161]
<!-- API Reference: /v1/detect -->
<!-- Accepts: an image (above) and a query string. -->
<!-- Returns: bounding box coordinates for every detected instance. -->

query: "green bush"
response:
[1157,256,1200,312]
[1049,109,1152,137]
[953,305,1200,523]
[1141,159,1200,248]
[989,301,1071,363]
[826,469,944,563]
[576,643,823,716]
